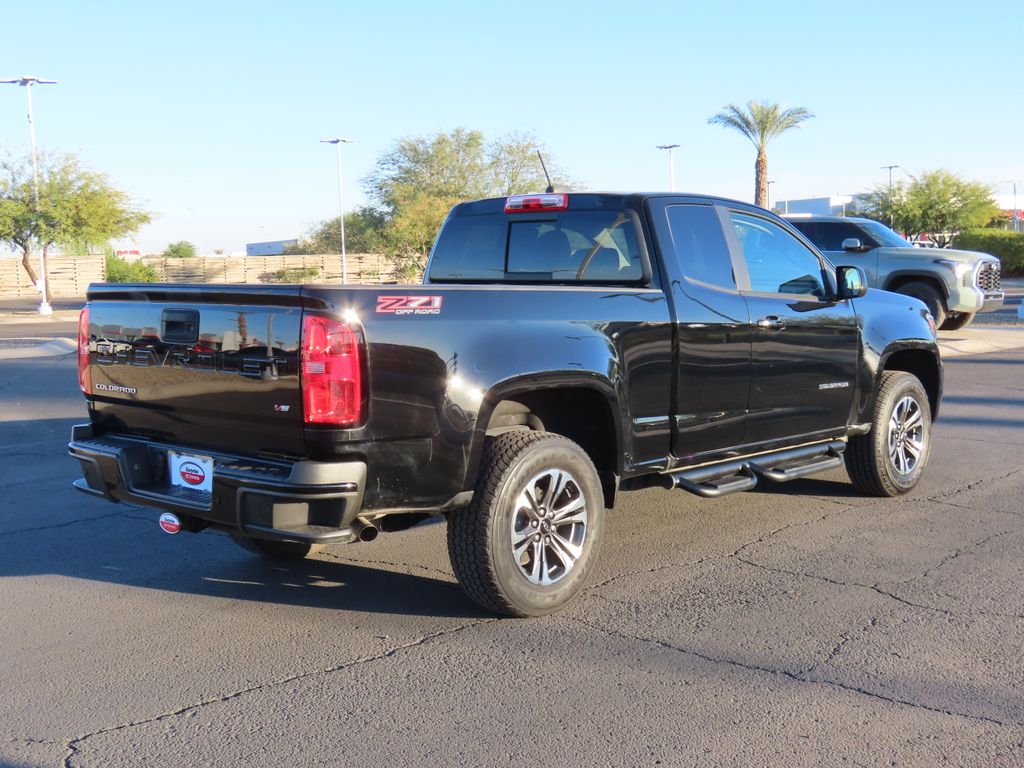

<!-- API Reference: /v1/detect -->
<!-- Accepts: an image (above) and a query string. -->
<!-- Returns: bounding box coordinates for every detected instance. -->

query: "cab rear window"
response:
[428,211,645,283]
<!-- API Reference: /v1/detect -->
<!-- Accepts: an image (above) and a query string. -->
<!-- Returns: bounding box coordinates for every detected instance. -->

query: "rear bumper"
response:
[68,424,367,544]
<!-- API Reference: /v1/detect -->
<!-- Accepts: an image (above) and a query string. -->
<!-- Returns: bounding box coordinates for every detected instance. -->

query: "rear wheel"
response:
[940,312,975,331]
[846,371,932,497]
[231,535,320,561]
[447,431,605,617]
[894,281,947,328]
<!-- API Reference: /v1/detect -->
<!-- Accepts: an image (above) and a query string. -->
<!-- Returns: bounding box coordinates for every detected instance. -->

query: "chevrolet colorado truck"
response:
[785,215,1003,330]
[69,193,942,616]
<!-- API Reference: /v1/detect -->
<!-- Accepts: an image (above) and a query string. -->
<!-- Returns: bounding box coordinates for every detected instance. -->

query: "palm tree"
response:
[708,101,813,209]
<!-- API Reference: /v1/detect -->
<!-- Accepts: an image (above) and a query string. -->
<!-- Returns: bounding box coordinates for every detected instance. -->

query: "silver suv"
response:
[787,216,1003,330]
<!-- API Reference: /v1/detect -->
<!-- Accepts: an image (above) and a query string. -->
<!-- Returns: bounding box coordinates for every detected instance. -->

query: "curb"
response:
[0,338,77,360]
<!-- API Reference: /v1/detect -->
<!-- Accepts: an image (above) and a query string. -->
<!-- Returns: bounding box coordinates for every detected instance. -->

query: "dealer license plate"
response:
[168,451,214,494]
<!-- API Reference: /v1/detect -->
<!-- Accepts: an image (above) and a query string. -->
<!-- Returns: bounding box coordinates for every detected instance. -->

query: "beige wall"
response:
[0,253,404,298]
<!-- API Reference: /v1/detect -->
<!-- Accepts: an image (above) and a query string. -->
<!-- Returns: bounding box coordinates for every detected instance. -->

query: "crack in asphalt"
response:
[732,554,1024,622]
[0,511,130,538]
[930,469,1022,502]
[317,550,456,581]
[61,618,496,767]
[570,616,1019,729]
[915,529,1019,581]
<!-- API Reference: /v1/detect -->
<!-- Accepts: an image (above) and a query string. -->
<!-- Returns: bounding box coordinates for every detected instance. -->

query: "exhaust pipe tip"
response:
[357,522,379,543]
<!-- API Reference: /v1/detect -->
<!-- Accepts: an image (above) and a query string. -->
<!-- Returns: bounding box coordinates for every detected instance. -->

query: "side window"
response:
[813,222,871,251]
[729,212,827,298]
[665,204,736,290]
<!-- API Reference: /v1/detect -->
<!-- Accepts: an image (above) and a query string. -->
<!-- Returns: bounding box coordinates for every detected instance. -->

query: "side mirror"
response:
[841,238,863,252]
[836,265,868,299]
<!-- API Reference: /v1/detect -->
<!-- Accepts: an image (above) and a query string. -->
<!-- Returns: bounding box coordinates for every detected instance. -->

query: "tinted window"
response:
[729,212,827,297]
[807,221,873,251]
[856,219,913,247]
[429,211,644,282]
[665,204,736,290]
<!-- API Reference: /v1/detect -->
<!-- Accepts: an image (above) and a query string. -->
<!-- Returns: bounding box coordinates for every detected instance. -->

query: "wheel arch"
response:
[469,376,624,509]
[880,347,942,419]
[883,272,949,301]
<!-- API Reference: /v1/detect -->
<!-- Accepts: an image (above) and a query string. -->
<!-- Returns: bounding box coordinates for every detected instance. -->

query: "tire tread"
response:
[447,431,566,616]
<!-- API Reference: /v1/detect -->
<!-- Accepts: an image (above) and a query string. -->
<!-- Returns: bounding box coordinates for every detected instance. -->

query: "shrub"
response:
[952,229,1024,276]
[105,253,157,283]
[264,266,321,283]
[163,240,196,259]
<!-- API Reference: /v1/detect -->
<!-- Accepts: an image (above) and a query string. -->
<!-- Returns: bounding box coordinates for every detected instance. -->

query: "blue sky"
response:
[2,0,1021,254]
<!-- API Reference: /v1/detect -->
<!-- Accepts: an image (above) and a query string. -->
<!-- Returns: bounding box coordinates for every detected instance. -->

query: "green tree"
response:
[362,128,570,278]
[857,170,998,247]
[708,101,813,208]
[285,207,387,254]
[0,153,151,303]
[163,240,196,258]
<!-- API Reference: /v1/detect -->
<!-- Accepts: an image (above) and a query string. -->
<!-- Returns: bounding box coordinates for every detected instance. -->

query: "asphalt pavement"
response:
[1,336,1023,766]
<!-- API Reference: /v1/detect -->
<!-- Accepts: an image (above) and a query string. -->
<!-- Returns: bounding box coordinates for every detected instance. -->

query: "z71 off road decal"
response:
[375,295,444,315]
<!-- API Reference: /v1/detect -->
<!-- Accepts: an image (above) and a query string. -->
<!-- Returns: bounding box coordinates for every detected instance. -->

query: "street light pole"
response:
[656,144,680,191]
[881,164,899,228]
[321,137,354,283]
[767,180,776,210]
[2,75,58,315]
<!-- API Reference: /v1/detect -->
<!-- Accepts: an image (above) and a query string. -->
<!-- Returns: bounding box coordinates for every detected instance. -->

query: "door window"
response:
[665,204,736,290]
[729,212,828,298]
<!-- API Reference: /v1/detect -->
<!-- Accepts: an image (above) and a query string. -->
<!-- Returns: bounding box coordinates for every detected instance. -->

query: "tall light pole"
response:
[881,164,900,228]
[767,180,776,210]
[320,137,354,283]
[2,75,58,315]
[656,144,680,191]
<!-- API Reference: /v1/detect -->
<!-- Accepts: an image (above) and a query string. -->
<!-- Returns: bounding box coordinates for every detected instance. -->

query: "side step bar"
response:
[661,440,845,499]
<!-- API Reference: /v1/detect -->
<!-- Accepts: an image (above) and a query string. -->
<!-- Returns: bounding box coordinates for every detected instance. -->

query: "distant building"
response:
[246,239,298,256]
[773,195,865,217]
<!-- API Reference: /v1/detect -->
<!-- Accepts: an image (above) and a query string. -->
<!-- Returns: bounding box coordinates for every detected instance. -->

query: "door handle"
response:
[756,315,786,331]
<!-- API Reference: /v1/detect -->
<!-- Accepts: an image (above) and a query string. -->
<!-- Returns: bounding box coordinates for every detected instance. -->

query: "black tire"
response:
[846,371,932,497]
[231,535,319,561]
[895,281,947,328]
[447,431,605,617]
[940,312,975,331]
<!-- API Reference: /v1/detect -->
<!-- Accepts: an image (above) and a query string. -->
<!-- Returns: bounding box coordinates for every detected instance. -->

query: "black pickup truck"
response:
[70,192,942,616]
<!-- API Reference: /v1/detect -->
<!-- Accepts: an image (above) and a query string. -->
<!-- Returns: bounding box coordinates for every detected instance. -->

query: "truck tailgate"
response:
[84,285,307,457]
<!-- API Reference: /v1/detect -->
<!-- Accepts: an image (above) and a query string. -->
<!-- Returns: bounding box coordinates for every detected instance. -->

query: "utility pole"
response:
[1,75,58,314]
[656,144,680,191]
[320,137,354,283]
[881,164,900,228]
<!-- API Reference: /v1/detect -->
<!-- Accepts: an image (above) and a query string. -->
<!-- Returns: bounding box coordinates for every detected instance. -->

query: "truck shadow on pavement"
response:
[0,417,485,620]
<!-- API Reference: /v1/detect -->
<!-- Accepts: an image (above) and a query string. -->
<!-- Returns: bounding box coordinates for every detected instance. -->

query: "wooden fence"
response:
[0,253,406,298]
[0,255,105,298]
[140,253,402,285]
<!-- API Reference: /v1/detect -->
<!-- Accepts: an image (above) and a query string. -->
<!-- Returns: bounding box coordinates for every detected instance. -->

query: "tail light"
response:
[78,307,91,395]
[301,314,363,426]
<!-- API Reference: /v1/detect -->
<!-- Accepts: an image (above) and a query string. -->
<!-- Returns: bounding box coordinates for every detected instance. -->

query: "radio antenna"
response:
[536,150,554,194]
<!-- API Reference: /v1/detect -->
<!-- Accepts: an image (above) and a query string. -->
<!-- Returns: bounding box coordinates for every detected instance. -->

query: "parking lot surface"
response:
[1,341,1022,767]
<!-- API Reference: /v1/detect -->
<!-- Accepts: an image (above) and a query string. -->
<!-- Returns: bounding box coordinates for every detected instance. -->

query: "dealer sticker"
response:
[168,451,214,494]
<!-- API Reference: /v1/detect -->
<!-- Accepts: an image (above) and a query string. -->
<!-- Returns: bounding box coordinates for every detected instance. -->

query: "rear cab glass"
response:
[427,196,648,284]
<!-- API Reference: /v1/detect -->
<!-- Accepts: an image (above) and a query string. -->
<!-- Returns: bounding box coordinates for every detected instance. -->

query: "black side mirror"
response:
[841,238,864,252]
[836,265,868,299]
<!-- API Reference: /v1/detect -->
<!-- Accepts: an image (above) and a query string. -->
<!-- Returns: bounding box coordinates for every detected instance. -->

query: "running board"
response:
[661,440,845,498]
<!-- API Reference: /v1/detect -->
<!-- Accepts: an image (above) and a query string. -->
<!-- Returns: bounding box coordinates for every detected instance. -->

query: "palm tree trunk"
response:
[755,150,768,208]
